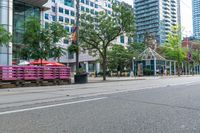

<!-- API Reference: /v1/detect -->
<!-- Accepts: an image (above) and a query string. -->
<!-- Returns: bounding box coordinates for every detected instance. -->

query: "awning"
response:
[18,0,48,8]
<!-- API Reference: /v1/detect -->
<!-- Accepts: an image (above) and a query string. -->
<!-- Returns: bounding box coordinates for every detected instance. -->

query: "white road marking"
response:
[0,97,107,116]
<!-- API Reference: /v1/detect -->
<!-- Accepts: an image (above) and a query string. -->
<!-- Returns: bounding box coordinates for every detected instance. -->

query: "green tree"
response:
[79,3,135,80]
[128,42,146,58]
[21,17,67,63]
[108,45,132,75]
[164,25,186,76]
[51,46,67,62]
[0,25,12,46]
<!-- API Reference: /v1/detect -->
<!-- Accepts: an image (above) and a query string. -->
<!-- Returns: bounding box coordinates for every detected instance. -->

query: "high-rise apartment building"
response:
[43,0,131,72]
[192,0,200,39]
[134,0,181,44]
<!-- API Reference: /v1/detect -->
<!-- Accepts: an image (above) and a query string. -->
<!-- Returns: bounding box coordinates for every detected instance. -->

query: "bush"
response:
[143,68,154,76]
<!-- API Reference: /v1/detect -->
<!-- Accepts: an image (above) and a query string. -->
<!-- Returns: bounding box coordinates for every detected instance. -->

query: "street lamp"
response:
[75,0,80,71]
[132,57,136,77]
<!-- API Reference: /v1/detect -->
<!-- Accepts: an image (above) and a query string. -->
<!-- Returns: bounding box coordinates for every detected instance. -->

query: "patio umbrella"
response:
[45,62,65,66]
[18,61,30,66]
[30,59,50,65]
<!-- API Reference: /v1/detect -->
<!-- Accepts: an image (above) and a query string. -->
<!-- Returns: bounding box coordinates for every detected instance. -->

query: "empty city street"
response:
[0,77,200,132]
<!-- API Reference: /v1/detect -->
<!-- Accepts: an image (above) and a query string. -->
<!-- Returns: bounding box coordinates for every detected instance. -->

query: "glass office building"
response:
[0,0,48,65]
[192,0,200,39]
[134,0,181,44]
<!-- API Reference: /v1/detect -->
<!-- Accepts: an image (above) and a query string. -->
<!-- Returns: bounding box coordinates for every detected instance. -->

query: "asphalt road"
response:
[1,77,200,133]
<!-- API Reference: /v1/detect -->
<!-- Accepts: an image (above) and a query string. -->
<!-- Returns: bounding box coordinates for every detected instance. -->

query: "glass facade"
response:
[13,0,40,45]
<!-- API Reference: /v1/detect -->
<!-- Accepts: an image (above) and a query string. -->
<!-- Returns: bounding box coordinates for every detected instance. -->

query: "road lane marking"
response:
[0,97,107,116]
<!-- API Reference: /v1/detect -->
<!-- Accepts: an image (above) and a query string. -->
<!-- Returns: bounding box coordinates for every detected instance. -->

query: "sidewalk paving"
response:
[72,75,197,83]
[0,76,200,109]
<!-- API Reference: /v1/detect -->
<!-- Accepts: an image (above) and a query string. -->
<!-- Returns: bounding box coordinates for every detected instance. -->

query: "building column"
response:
[169,61,172,75]
[154,58,157,76]
[174,62,176,75]
[96,62,100,74]
[0,0,13,66]
[185,63,188,75]
[85,62,89,73]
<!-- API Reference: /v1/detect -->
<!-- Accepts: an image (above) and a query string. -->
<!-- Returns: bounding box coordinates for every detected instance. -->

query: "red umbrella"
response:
[30,59,50,65]
[45,62,65,66]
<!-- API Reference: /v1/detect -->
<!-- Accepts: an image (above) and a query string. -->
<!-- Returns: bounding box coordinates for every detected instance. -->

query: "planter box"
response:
[74,73,88,84]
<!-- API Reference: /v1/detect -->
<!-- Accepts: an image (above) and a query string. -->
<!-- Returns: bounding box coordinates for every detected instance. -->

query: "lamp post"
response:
[132,57,136,77]
[75,0,80,71]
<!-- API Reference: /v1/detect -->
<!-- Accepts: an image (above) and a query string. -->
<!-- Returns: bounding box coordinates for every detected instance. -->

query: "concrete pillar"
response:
[0,0,13,66]
[174,62,176,75]
[189,63,191,75]
[85,62,89,73]
[154,58,157,76]
[96,62,100,73]
[169,61,172,75]
[185,63,187,75]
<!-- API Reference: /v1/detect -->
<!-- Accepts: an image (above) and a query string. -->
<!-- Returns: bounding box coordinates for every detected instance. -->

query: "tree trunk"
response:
[102,57,107,81]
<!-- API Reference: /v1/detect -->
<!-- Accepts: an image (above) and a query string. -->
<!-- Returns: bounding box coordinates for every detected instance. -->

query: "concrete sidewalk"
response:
[0,76,200,109]
[73,75,197,83]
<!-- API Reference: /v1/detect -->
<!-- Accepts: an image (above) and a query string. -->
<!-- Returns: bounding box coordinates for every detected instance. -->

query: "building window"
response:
[71,19,75,24]
[68,52,74,59]
[86,0,89,5]
[65,26,70,32]
[65,18,69,23]
[81,6,85,11]
[81,0,84,3]
[52,15,56,21]
[86,8,89,13]
[59,16,64,22]
[65,9,69,15]
[71,11,75,16]
[95,4,98,8]
[52,6,56,12]
[45,14,49,19]
[64,0,74,7]
[59,7,64,13]
[120,36,125,43]
[90,2,94,7]
[91,9,95,14]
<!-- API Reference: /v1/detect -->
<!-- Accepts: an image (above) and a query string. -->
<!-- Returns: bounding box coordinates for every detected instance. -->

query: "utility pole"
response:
[75,0,80,71]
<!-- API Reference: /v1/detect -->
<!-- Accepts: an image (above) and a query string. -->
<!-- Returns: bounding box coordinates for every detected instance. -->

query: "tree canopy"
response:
[79,2,135,80]
[162,25,186,75]
[108,45,132,73]
[0,25,12,46]
[21,17,67,61]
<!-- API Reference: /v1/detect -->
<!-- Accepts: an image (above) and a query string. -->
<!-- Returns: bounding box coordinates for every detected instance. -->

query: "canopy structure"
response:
[133,47,177,76]
[138,47,166,60]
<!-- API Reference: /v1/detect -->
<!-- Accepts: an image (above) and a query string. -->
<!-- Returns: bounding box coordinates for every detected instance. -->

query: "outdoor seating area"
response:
[0,66,71,88]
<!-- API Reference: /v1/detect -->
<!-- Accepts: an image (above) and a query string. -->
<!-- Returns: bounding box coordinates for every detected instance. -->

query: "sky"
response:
[122,0,193,37]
